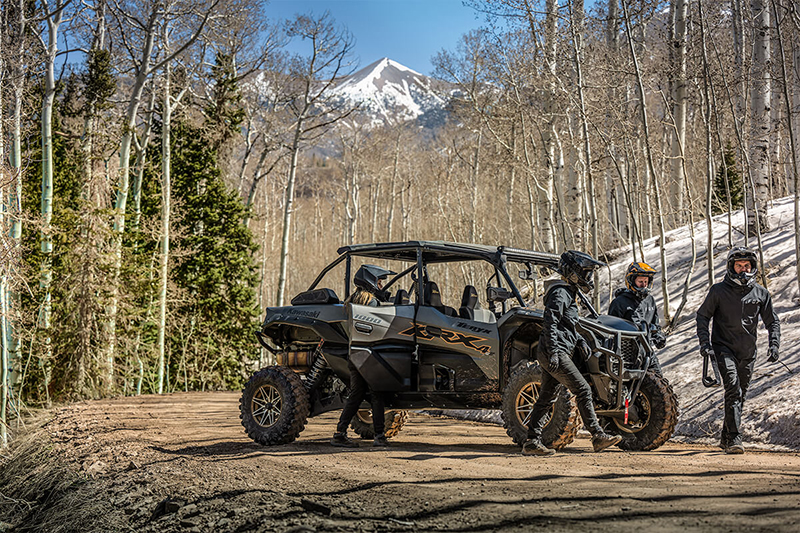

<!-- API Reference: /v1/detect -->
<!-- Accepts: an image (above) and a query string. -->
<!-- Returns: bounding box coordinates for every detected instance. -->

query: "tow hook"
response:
[624,396,630,425]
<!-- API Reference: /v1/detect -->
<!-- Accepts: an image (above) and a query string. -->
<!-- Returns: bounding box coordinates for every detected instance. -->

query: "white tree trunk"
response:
[623,0,671,322]
[277,127,303,306]
[571,0,598,303]
[103,1,215,386]
[39,1,65,399]
[5,5,25,389]
[732,0,747,132]
[670,0,688,223]
[386,133,400,241]
[157,57,172,394]
[698,0,716,286]
[749,0,771,230]
[771,0,800,294]
[539,0,559,252]
[103,9,159,389]
[1,272,7,446]
[132,90,157,230]
[471,127,482,243]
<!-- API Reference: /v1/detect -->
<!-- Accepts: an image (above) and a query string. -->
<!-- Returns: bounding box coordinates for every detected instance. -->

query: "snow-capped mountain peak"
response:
[333,57,445,125]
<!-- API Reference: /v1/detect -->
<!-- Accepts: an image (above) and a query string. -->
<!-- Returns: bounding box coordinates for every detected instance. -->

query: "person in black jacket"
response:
[522,251,623,456]
[696,247,780,454]
[331,265,395,448]
[608,262,667,375]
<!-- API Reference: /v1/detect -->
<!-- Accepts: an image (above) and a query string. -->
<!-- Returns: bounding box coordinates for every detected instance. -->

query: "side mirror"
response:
[487,286,513,303]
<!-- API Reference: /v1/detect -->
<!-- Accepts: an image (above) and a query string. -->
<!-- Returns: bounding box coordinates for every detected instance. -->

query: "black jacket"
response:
[608,288,662,332]
[540,281,580,358]
[696,274,780,358]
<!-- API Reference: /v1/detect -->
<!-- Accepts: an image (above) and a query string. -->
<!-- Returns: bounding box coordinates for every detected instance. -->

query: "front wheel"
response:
[351,409,409,439]
[240,366,310,445]
[501,362,579,449]
[609,371,678,451]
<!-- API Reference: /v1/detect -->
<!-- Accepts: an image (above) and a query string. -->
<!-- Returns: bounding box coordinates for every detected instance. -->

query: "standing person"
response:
[523,251,623,456]
[696,247,781,454]
[608,262,667,375]
[331,265,395,448]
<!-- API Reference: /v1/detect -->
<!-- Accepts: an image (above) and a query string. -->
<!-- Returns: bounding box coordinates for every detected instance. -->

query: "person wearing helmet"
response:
[331,265,396,448]
[522,250,623,456]
[696,247,780,454]
[608,262,667,375]
[350,264,395,306]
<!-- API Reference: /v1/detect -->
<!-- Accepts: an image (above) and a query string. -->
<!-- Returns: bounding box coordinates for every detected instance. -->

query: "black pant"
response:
[336,360,386,435]
[528,345,602,440]
[715,349,755,444]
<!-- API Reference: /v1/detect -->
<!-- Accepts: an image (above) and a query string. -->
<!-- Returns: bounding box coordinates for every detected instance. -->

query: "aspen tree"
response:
[669,0,688,223]
[772,0,800,293]
[104,0,221,389]
[749,0,771,232]
[276,13,356,306]
[36,0,70,402]
[697,0,716,286]
[622,0,671,322]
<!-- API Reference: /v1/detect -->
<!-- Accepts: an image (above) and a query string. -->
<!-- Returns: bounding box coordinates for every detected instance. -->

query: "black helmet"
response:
[558,250,605,292]
[625,261,657,299]
[726,247,758,286]
[354,264,396,295]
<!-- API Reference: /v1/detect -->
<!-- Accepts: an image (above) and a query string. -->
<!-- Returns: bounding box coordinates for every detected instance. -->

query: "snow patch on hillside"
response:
[597,195,800,450]
[432,197,800,450]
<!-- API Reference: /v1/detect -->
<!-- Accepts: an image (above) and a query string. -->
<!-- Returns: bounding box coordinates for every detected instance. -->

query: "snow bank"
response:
[430,197,800,450]
[609,196,800,450]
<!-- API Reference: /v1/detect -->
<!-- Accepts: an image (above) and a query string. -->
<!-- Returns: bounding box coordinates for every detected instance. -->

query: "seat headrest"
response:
[424,282,443,308]
[461,285,478,310]
[394,289,410,305]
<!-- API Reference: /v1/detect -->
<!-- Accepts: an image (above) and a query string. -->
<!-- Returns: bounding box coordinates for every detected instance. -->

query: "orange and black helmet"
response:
[624,262,657,298]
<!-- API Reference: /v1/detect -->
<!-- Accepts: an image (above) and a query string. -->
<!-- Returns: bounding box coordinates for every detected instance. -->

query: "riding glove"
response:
[767,346,779,363]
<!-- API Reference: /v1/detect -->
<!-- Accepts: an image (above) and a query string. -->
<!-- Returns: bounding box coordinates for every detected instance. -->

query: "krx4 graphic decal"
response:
[399,324,492,355]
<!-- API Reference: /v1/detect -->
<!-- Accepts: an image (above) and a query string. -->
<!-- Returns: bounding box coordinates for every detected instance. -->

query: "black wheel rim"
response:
[251,384,282,428]
[356,409,373,424]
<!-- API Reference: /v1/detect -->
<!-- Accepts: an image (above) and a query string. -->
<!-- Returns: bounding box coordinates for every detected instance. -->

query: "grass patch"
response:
[0,414,120,533]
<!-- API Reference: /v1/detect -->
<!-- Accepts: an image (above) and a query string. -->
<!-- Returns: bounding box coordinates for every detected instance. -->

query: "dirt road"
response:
[3,392,800,532]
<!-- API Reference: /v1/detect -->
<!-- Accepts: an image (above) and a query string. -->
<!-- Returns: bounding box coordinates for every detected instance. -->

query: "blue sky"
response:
[267,0,485,75]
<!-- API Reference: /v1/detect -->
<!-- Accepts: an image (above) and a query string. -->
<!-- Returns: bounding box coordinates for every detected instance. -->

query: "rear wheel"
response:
[351,409,409,439]
[240,366,310,445]
[501,363,579,449]
[609,371,678,451]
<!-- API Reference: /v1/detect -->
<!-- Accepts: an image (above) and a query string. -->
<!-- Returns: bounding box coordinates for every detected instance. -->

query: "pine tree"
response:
[713,143,744,215]
[204,53,246,159]
[168,119,260,390]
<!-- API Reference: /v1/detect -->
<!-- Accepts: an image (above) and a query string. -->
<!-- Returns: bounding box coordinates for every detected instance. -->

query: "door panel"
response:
[414,306,500,391]
[348,303,416,392]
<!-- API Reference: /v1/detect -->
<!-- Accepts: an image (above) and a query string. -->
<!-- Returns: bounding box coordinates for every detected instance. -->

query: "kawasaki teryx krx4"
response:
[241,241,678,451]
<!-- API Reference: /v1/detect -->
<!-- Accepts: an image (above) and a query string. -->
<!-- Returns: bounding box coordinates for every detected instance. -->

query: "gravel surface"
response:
[2,391,799,532]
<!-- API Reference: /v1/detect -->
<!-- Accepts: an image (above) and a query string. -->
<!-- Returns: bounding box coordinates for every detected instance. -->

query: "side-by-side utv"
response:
[240,241,677,450]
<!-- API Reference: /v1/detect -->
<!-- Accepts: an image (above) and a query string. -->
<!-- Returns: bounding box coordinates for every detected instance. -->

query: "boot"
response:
[330,432,359,448]
[725,444,744,454]
[591,432,622,452]
[373,433,389,447]
[521,439,555,456]
[724,436,744,454]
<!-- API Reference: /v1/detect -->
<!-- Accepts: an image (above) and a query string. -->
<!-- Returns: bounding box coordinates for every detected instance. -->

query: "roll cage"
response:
[306,240,563,310]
